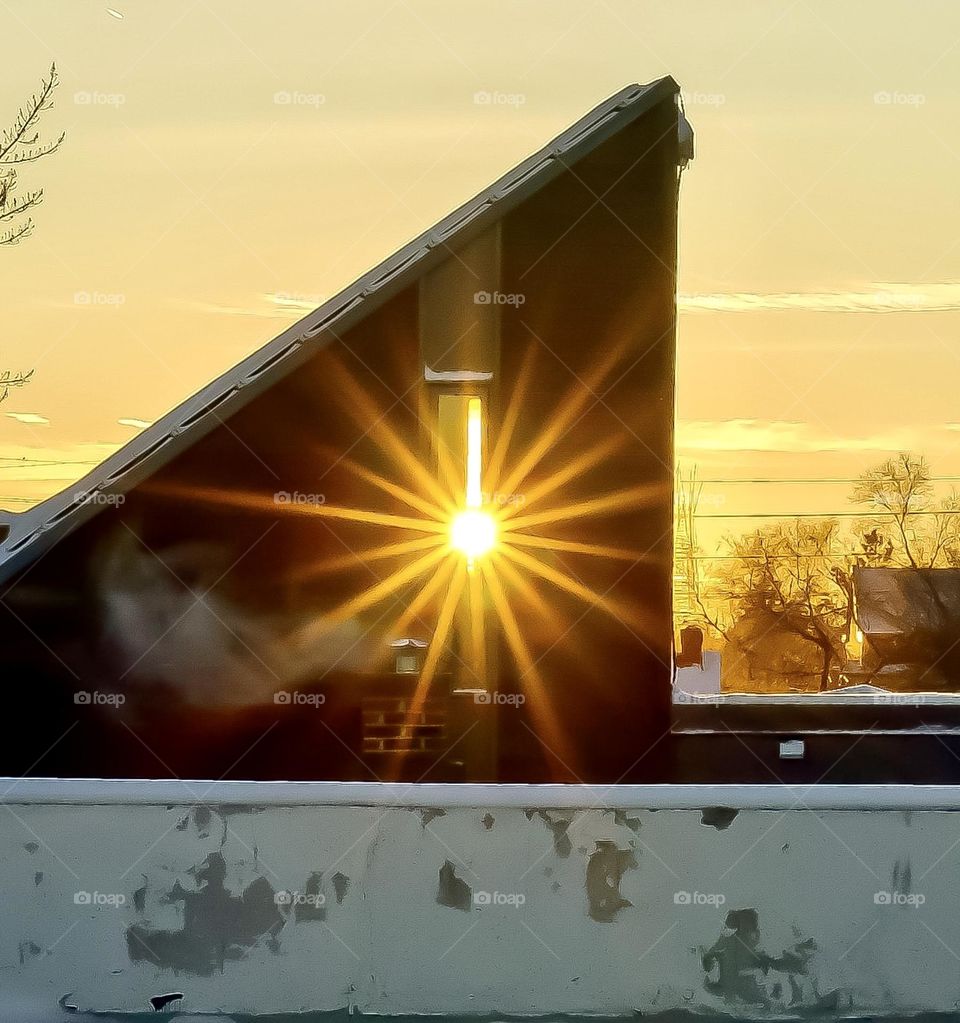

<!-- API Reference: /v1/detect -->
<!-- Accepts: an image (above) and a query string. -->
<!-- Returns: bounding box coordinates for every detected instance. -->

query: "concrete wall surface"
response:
[2,784,960,1018]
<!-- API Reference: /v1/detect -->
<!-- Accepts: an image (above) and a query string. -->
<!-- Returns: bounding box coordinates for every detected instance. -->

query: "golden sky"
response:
[3,0,960,554]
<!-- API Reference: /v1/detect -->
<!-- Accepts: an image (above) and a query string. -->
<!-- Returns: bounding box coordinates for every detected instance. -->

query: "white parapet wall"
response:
[2,781,960,1018]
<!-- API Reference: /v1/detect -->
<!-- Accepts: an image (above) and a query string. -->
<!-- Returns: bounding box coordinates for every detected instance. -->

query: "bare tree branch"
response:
[0,368,35,403]
[0,63,65,165]
[0,62,64,249]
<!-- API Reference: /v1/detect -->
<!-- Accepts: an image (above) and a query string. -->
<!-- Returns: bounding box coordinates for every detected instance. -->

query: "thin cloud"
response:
[180,300,288,319]
[680,282,960,314]
[4,412,49,426]
[181,293,325,319]
[264,292,326,313]
[677,418,908,454]
[118,417,153,429]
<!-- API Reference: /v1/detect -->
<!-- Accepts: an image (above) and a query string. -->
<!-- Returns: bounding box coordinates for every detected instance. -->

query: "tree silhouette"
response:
[850,453,960,568]
[1,63,64,402]
[1,63,64,246]
[715,519,849,691]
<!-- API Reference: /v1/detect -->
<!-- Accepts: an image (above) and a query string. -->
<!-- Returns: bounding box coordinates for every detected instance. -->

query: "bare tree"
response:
[850,453,933,568]
[1,62,64,246]
[693,456,960,692]
[927,489,960,568]
[719,519,849,691]
[851,454,960,568]
[1,63,64,403]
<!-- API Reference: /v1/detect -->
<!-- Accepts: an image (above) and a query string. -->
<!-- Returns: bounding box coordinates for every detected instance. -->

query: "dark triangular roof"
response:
[0,77,682,581]
[854,566,960,635]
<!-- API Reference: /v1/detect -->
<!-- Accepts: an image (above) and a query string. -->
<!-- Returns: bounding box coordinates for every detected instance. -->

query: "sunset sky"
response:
[3,1,960,554]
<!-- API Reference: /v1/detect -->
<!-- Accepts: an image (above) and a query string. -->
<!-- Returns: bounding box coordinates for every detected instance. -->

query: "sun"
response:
[450,509,497,560]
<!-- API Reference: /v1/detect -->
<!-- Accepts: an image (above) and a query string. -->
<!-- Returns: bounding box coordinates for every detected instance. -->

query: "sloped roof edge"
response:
[0,76,681,581]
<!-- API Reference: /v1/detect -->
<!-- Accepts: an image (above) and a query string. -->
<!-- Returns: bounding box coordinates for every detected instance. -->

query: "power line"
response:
[695,509,960,519]
[689,552,898,561]
[693,476,960,485]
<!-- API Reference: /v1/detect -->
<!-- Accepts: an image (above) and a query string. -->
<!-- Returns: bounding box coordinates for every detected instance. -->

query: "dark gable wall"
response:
[0,291,425,781]
[495,99,678,782]
[0,97,679,783]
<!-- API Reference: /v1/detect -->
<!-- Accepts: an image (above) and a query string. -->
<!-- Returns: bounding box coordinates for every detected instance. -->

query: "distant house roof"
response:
[0,77,687,583]
[853,567,960,636]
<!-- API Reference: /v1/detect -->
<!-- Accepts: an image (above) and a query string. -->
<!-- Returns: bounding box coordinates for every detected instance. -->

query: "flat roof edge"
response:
[3,779,960,810]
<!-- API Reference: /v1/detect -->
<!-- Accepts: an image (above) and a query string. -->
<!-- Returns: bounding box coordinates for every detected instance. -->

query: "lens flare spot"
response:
[450,509,497,560]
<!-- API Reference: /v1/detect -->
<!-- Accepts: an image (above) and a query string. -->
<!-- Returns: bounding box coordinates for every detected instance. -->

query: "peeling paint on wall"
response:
[293,872,326,922]
[891,856,912,896]
[331,871,350,904]
[702,909,838,1012]
[700,807,739,831]
[436,860,472,912]
[612,810,643,833]
[126,851,283,975]
[527,809,573,857]
[17,941,40,965]
[585,840,636,922]
[3,800,960,1017]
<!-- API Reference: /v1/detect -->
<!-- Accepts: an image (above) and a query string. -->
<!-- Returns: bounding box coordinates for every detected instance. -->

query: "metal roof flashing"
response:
[0,77,681,582]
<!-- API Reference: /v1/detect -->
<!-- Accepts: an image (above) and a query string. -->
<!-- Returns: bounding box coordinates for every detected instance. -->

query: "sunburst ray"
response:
[493,552,596,674]
[492,551,567,641]
[290,534,446,582]
[503,483,657,533]
[502,531,643,562]
[497,433,624,522]
[326,357,455,511]
[410,566,466,706]
[483,343,538,495]
[468,562,487,683]
[389,552,459,641]
[498,543,633,628]
[495,338,628,499]
[311,503,448,534]
[323,448,449,522]
[480,560,577,778]
[387,567,467,780]
[321,546,450,627]
[145,482,305,516]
